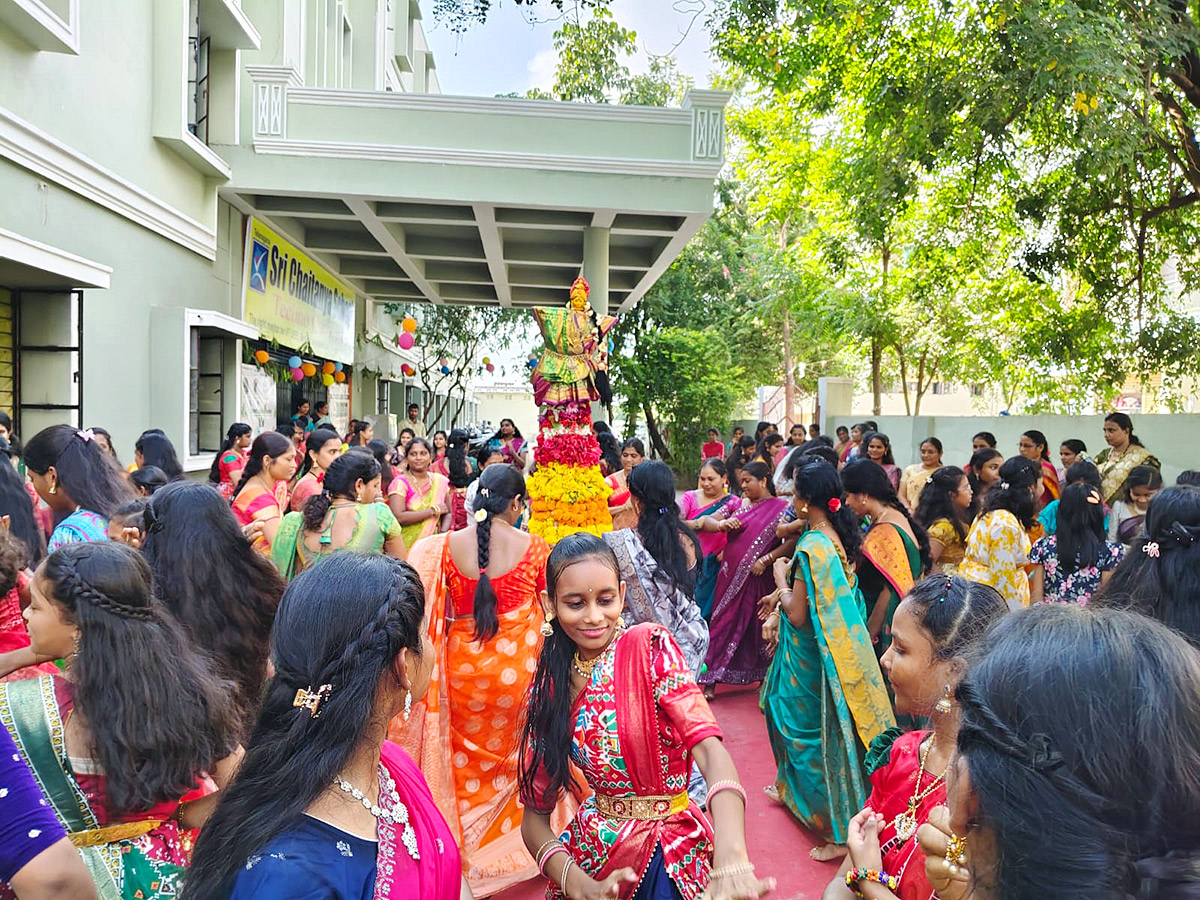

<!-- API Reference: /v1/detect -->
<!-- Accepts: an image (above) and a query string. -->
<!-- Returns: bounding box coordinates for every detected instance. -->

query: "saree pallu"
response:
[389,533,563,896]
[0,676,190,899]
[859,523,921,657]
[390,472,449,549]
[1038,460,1060,509]
[232,481,289,554]
[1095,445,1161,506]
[700,497,788,686]
[530,624,722,900]
[602,528,709,676]
[606,471,636,531]
[761,531,896,843]
[678,491,740,619]
[376,741,463,900]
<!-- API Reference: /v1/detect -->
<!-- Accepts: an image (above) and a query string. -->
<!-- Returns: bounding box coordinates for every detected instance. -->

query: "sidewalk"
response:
[492,684,835,900]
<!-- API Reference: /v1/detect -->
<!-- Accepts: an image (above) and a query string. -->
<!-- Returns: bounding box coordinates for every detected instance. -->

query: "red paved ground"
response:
[493,684,836,900]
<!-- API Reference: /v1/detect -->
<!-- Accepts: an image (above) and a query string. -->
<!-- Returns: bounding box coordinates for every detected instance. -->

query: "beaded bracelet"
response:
[845,867,899,895]
[706,780,748,806]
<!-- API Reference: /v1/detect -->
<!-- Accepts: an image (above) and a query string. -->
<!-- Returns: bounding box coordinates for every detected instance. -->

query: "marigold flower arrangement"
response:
[527,411,612,544]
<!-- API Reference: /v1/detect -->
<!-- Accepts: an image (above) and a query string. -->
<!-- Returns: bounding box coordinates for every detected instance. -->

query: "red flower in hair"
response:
[828,498,842,513]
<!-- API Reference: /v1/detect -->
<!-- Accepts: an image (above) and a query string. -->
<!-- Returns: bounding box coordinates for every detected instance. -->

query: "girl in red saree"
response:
[1019,430,1060,510]
[207,423,252,501]
[184,553,466,900]
[390,464,552,896]
[519,534,775,900]
[823,576,1006,900]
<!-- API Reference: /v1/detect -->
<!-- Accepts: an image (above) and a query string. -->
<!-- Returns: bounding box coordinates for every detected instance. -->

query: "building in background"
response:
[0,0,727,467]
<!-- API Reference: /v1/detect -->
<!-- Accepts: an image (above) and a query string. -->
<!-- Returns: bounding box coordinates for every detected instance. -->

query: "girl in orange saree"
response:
[1020,430,1060,510]
[389,465,555,896]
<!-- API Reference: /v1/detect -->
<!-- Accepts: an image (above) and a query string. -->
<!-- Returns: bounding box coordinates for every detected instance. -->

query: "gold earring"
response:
[943,832,968,874]
[49,483,57,495]
[935,684,953,715]
[616,616,627,632]
[540,612,555,637]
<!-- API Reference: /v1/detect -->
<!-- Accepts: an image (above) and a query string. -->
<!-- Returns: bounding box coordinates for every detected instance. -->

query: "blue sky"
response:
[423,0,718,98]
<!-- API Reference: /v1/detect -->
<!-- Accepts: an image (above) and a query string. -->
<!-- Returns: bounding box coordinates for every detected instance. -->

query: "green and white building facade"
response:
[0,0,727,470]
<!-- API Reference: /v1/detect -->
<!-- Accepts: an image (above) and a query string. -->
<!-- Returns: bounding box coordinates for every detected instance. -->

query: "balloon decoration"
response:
[397,332,415,350]
[401,363,415,377]
[402,316,418,333]
[334,362,343,372]
[440,365,451,375]
[254,349,270,365]
[290,367,304,382]
[322,361,335,375]
[482,356,491,365]
[301,362,317,377]
[322,373,334,386]
[287,355,302,369]
[486,363,495,373]
[334,371,346,383]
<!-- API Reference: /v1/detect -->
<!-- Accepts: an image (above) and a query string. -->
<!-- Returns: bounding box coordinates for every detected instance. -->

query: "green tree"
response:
[381,303,524,426]
[431,0,610,33]
[622,328,745,481]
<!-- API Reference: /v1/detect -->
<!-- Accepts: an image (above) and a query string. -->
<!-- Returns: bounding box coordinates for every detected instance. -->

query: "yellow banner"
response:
[242,217,355,362]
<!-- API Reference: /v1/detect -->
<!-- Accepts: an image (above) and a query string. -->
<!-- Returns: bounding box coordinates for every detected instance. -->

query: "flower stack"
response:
[527,401,612,545]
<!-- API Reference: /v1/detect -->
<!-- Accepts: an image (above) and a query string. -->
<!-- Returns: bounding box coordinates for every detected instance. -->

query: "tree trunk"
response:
[643,403,671,461]
[897,345,911,416]
[871,337,884,417]
[873,241,891,417]
[779,222,796,430]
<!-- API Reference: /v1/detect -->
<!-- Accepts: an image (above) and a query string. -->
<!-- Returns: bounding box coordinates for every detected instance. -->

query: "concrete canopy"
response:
[219,72,730,315]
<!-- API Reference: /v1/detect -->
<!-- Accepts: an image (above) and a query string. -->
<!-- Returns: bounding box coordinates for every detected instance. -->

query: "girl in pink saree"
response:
[697,462,788,691]
[183,554,465,900]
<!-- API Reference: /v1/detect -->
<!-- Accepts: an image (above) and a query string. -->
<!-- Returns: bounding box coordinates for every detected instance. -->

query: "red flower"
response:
[828,498,842,513]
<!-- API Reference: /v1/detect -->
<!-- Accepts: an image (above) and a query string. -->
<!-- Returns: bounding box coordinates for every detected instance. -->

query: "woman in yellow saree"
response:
[388,465,569,897]
[387,438,449,550]
[760,462,896,862]
[1095,412,1161,506]
[841,460,929,658]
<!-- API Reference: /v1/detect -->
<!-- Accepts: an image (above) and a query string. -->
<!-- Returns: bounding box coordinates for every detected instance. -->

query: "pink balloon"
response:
[486,363,495,373]
[398,332,415,350]
[290,367,304,382]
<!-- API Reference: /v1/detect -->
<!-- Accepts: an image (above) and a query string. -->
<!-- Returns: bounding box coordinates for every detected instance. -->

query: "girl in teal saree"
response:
[760,462,896,861]
[0,542,240,900]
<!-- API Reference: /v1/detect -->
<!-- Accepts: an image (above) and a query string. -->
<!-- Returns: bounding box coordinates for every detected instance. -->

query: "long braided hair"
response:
[471,463,528,642]
[183,554,426,899]
[42,542,238,813]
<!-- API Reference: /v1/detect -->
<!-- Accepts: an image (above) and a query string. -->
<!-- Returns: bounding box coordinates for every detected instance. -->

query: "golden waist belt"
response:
[69,819,162,847]
[593,791,689,821]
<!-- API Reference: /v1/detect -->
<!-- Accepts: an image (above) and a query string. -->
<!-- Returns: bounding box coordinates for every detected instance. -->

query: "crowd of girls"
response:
[1,409,1199,900]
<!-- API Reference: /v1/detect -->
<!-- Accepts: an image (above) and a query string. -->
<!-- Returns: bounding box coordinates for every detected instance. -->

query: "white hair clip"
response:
[1142,542,1160,559]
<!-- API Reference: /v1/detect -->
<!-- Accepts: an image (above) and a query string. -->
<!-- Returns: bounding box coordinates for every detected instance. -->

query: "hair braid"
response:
[60,555,154,621]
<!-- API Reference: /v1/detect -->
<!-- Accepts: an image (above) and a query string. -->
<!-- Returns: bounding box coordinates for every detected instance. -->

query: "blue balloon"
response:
[287,355,302,369]
[440,366,451,375]
[334,362,343,372]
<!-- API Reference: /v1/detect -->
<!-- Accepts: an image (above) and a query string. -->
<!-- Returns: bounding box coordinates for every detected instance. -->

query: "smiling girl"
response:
[519,534,774,900]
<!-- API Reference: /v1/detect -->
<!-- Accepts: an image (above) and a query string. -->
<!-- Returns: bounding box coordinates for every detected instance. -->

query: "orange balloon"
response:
[253,349,270,364]
[322,361,335,375]
[334,371,346,383]
[301,362,317,377]
[402,317,418,333]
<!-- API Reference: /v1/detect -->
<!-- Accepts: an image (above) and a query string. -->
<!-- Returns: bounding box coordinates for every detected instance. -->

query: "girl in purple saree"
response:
[697,462,788,693]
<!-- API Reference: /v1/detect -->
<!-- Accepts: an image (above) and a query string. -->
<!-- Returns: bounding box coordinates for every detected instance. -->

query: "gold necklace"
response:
[892,737,948,842]
[572,652,599,679]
